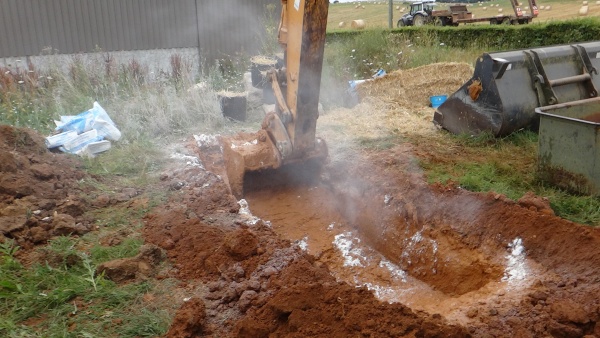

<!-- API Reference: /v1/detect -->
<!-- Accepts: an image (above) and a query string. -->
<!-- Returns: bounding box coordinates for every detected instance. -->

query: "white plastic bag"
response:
[47,102,122,157]
[45,130,78,148]
[55,102,121,141]
[61,129,103,153]
[76,140,112,158]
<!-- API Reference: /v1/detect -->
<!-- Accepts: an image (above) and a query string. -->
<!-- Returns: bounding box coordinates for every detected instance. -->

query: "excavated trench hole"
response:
[243,163,538,323]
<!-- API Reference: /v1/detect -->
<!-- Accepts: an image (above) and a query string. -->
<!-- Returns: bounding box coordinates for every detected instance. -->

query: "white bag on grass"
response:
[76,140,112,158]
[45,130,78,148]
[55,102,121,141]
[61,129,104,153]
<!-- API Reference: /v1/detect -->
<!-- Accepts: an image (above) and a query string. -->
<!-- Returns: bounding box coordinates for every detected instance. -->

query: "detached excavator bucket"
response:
[433,41,600,136]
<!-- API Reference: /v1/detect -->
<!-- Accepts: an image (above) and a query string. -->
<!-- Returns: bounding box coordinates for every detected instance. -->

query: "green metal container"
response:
[535,97,600,195]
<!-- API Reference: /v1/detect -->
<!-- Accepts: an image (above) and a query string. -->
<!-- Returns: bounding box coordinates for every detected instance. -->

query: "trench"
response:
[243,163,541,324]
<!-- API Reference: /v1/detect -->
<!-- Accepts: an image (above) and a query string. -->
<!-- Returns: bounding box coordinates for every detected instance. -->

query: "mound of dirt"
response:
[0,125,93,249]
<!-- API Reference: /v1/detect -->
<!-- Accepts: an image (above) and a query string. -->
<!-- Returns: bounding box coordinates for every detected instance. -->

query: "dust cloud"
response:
[195,0,279,60]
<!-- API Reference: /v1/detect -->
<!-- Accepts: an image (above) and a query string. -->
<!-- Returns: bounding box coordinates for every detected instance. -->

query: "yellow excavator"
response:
[221,0,329,198]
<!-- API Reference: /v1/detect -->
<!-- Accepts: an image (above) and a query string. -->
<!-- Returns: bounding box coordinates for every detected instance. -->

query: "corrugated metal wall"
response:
[0,0,278,59]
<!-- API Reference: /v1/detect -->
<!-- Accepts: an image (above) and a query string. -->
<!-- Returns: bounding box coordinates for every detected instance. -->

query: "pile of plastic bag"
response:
[45,102,121,158]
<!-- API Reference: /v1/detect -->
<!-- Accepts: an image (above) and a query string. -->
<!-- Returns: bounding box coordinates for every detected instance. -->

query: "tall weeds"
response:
[0,53,225,144]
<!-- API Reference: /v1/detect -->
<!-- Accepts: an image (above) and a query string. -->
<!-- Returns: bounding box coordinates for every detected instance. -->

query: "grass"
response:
[0,50,229,336]
[417,130,538,197]
[413,130,600,225]
[0,237,169,337]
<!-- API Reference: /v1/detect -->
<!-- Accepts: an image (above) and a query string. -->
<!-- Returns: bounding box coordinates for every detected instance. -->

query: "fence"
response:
[0,0,278,61]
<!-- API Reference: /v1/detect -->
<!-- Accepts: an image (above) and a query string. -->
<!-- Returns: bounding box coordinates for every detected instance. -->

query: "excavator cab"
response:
[221,0,329,198]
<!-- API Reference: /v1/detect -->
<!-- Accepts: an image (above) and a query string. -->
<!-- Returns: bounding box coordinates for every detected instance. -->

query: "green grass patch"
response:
[541,189,600,226]
[82,138,164,179]
[89,238,143,265]
[86,202,151,229]
[419,130,600,226]
[0,236,169,338]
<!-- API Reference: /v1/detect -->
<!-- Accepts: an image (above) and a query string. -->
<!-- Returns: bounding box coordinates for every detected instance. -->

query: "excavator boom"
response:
[221,0,329,198]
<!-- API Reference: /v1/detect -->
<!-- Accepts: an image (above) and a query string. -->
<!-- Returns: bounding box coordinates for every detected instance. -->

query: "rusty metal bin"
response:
[535,97,600,195]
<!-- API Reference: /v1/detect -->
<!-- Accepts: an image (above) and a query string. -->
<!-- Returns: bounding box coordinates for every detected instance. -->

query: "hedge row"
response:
[326,18,600,50]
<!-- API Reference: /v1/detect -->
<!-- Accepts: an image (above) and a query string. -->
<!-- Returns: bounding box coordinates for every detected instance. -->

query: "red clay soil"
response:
[322,144,600,337]
[145,134,600,337]
[143,138,469,337]
[4,124,600,337]
[0,125,93,251]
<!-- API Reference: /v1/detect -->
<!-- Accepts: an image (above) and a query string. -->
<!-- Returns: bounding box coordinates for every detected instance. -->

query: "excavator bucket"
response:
[433,41,600,136]
[221,0,329,198]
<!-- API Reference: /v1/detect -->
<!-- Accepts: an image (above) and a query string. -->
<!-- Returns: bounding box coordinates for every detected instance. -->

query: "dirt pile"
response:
[0,125,93,249]
[97,243,166,283]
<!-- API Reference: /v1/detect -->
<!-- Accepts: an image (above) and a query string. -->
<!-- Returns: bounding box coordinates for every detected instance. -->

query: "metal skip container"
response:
[536,97,600,195]
[433,41,600,136]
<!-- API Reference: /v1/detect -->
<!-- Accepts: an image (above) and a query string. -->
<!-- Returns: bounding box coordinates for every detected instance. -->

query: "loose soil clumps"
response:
[142,140,469,336]
[0,125,92,249]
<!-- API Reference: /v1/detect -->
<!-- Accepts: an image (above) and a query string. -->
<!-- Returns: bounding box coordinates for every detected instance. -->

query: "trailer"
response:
[397,0,539,27]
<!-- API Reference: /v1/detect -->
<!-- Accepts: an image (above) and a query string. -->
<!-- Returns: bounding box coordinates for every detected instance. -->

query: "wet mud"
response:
[241,143,600,336]
[144,133,600,337]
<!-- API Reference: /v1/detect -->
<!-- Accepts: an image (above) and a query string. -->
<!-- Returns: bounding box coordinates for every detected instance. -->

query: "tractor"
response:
[397,0,437,27]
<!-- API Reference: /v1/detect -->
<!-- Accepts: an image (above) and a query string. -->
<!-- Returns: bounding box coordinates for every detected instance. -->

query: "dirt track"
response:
[2,63,600,337]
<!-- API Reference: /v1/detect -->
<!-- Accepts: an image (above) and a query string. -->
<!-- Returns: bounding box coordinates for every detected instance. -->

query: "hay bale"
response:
[338,21,345,28]
[525,6,529,10]
[539,5,544,10]
[597,1,600,5]
[483,7,487,10]
[580,5,589,15]
[583,1,588,5]
[356,62,473,110]
[396,5,400,10]
[546,5,551,10]
[351,19,366,29]
[498,8,503,12]
[250,56,277,89]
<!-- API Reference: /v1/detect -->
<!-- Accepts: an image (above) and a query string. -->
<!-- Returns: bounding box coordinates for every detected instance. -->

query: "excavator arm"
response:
[221,0,329,198]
